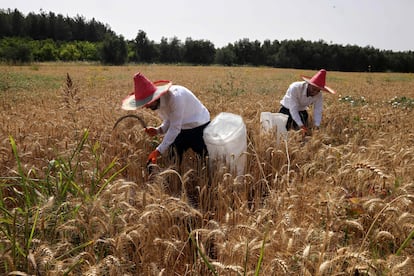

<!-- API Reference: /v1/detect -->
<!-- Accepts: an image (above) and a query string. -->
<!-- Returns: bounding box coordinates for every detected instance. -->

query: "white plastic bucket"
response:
[203,112,247,176]
[260,112,288,144]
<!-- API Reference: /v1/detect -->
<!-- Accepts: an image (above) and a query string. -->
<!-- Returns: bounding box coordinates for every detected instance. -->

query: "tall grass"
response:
[1,129,126,273]
[1,63,414,274]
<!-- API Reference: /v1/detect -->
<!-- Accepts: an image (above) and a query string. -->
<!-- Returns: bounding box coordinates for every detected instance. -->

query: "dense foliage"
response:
[1,8,414,71]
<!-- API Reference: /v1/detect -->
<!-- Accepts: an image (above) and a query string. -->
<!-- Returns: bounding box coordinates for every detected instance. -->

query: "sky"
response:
[1,0,413,52]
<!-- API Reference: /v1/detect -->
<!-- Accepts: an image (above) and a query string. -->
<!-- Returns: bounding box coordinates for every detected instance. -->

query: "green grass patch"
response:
[339,95,368,106]
[389,96,414,108]
[0,71,61,92]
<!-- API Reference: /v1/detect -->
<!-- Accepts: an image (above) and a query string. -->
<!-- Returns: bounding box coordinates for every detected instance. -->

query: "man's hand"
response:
[147,150,160,164]
[301,125,308,136]
[145,127,158,137]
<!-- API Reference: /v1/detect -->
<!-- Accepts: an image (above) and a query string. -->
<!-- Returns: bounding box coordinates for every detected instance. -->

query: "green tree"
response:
[261,39,280,67]
[59,43,81,61]
[11,9,25,36]
[133,30,158,63]
[54,14,72,41]
[32,39,58,61]
[0,9,13,37]
[273,40,301,68]
[25,12,40,39]
[72,15,87,41]
[76,41,99,61]
[159,36,183,63]
[233,38,263,65]
[100,34,127,65]
[215,45,236,66]
[0,37,32,63]
[183,38,216,64]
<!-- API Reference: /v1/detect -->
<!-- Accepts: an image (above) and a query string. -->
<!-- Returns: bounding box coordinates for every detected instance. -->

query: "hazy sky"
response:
[1,0,413,52]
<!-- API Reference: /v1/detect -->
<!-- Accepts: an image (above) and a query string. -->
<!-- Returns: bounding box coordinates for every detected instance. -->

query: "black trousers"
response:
[165,122,211,209]
[168,121,210,164]
[279,106,308,130]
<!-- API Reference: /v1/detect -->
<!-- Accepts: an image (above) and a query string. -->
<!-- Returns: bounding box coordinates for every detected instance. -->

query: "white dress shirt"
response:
[155,85,210,154]
[279,81,323,127]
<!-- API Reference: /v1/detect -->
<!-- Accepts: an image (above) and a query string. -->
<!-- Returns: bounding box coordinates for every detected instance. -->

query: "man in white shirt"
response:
[121,72,210,166]
[279,69,336,136]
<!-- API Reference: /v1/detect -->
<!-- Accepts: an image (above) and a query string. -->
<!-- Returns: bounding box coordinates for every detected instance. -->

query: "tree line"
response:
[1,8,413,72]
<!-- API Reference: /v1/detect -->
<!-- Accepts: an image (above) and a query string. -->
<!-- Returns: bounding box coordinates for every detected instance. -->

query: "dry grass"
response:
[1,63,414,275]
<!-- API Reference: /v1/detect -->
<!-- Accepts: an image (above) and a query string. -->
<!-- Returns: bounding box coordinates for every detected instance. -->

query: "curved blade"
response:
[112,114,147,130]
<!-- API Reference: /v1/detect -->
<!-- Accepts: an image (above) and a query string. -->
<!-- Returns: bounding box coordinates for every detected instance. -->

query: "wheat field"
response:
[1,63,414,275]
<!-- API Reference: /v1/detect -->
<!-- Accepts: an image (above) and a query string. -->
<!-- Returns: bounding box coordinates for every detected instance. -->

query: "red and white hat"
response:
[302,69,336,94]
[122,72,172,110]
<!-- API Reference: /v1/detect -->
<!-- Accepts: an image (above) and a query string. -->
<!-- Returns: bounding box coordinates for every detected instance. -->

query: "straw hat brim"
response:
[121,82,172,110]
[302,76,336,94]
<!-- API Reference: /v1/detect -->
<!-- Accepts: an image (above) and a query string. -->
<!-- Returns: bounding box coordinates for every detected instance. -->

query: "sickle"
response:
[112,114,147,130]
